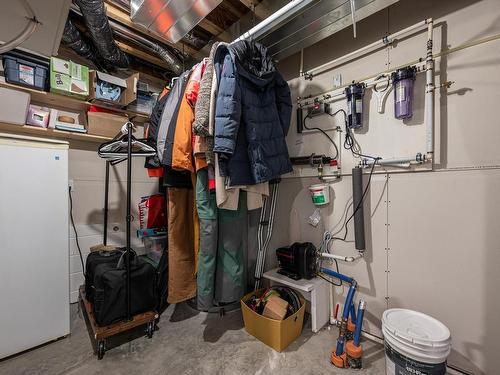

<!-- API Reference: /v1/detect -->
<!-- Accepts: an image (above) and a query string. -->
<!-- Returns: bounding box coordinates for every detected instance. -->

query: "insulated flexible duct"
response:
[75,0,129,68]
[61,19,110,71]
[352,167,366,251]
[109,20,183,75]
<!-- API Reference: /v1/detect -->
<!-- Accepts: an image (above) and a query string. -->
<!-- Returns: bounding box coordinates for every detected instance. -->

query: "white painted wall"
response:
[67,142,158,303]
[271,0,500,373]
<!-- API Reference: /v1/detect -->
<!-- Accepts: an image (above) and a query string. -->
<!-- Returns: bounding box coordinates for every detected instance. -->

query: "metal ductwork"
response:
[74,0,130,68]
[61,19,110,71]
[130,0,223,43]
[109,19,184,75]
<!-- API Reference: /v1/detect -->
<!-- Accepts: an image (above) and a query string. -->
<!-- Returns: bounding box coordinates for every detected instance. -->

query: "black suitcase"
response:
[93,253,157,326]
[85,250,124,303]
[156,247,169,315]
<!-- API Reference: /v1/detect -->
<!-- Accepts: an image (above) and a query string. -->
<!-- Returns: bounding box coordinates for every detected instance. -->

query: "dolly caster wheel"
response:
[147,322,154,339]
[97,340,105,360]
[219,308,225,317]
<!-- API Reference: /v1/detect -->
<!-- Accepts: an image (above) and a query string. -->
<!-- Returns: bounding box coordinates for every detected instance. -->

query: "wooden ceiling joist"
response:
[114,41,170,69]
[197,19,232,43]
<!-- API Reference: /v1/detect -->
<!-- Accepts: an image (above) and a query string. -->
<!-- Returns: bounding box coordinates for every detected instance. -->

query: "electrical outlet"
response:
[69,179,75,192]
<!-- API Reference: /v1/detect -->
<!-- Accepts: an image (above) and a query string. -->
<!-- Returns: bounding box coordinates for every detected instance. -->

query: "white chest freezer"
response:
[0,133,70,359]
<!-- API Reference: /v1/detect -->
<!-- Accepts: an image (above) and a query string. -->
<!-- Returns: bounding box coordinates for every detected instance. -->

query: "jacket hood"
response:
[228,40,276,87]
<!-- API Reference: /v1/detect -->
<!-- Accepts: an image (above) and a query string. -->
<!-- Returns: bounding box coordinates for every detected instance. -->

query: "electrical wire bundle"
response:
[306,105,380,281]
[303,113,339,160]
[316,231,342,286]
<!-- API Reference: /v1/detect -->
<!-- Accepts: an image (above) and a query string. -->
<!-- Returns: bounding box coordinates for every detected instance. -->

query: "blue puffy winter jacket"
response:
[214,41,293,186]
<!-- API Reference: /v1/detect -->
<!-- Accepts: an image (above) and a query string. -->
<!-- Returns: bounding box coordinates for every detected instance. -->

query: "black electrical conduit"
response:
[74,0,130,68]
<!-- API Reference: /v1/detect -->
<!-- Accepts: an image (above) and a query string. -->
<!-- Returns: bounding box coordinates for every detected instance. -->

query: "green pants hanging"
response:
[196,169,248,309]
[215,192,247,304]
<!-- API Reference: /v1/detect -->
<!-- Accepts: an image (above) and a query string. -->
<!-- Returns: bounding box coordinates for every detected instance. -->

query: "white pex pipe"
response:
[321,252,363,262]
[303,19,428,79]
[425,18,435,157]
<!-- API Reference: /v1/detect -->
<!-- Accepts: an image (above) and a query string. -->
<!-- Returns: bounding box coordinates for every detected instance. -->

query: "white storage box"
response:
[0,87,30,125]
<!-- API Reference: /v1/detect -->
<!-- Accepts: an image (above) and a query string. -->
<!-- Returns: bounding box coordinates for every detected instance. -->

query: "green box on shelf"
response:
[50,57,89,99]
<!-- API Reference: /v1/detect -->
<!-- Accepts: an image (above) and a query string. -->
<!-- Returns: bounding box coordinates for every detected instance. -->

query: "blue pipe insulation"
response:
[350,302,357,323]
[342,284,357,321]
[320,268,355,285]
[321,267,359,357]
[353,300,366,346]
[336,285,357,356]
[335,335,345,356]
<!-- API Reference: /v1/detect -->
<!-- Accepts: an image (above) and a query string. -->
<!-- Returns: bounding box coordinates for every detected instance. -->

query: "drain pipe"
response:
[425,18,435,162]
[75,0,130,68]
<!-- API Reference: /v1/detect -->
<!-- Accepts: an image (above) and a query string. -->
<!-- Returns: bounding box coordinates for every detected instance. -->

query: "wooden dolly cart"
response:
[79,122,158,359]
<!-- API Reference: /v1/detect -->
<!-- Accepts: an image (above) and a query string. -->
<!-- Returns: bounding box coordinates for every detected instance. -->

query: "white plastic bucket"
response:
[382,309,451,375]
[308,184,330,206]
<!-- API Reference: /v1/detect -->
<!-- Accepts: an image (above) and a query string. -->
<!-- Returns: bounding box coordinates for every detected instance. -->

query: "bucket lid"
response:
[382,309,451,347]
[383,328,451,364]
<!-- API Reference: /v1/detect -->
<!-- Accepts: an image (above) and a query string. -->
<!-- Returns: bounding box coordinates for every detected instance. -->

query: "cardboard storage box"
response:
[262,296,289,320]
[50,57,89,99]
[241,290,305,352]
[89,71,139,108]
[48,108,85,128]
[87,111,129,138]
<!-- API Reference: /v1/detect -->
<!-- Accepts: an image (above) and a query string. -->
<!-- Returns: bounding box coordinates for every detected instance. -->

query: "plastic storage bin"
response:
[143,235,167,264]
[2,50,49,91]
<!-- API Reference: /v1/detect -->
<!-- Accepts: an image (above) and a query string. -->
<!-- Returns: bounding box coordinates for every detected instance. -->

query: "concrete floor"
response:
[0,303,386,375]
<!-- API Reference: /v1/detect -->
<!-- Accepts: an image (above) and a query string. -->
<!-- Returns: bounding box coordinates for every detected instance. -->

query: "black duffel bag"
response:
[85,250,124,303]
[93,251,157,326]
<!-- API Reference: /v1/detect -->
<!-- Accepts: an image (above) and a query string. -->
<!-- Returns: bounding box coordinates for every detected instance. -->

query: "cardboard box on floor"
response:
[241,290,305,352]
[87,111,129,138]
[262,295,289,320]
[89,71,139,108]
